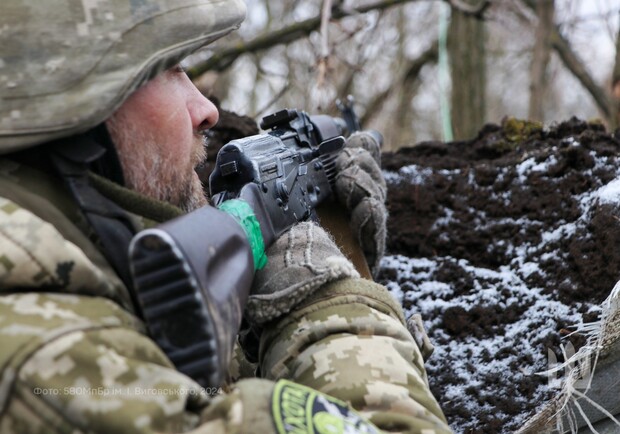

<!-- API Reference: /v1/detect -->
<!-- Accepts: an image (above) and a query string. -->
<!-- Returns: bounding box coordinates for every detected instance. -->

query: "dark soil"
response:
[382,119,620,307]
[379,117,620,433]
[207,108,620,433]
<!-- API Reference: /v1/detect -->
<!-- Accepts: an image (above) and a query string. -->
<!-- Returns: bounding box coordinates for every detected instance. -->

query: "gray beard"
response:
[127,149,206,212]
[106,116,208,212]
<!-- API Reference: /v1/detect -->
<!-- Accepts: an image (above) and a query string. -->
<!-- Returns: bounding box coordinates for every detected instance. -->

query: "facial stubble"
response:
[107,114,209,212]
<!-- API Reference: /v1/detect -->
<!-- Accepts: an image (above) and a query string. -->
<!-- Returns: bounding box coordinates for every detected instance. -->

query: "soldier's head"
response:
[0,0,246,211]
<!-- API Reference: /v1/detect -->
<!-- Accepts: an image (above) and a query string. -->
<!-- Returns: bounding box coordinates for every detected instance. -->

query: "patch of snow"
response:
[399,165,433,184]
[516,158,536,183]
[380,134,620,433]
[516,154,558,183]
[593,177,620,205]
[382,254,585,431]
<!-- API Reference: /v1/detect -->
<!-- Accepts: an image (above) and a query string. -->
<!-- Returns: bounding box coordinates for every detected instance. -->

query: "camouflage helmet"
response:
[0,0,246,154]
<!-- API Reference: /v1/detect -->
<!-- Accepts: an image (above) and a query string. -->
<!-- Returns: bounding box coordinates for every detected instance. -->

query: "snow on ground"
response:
[378,130,620,432]
[382,253,586,429]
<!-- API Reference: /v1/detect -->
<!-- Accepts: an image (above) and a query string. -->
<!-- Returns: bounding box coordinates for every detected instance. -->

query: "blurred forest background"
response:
[186,0,620,151]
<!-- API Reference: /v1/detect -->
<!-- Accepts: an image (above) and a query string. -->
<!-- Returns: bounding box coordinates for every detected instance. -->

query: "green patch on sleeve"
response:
[271,379,379,434]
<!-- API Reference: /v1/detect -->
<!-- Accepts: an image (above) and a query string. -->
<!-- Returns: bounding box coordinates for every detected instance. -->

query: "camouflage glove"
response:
[334,131,388,276]
[246,221,359,325]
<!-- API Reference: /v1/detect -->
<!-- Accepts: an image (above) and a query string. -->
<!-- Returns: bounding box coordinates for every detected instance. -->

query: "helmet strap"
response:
[49,131,142,317]
[89,123,126,186]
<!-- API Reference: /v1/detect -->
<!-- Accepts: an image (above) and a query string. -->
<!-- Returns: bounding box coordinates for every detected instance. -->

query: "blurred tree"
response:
[360,40,438,149]
[187,0,415,78]
[186,0,619,148]
[448,1,486,140]
[528,0,554,121]
[613,11,620,129]
[523,0,615,127]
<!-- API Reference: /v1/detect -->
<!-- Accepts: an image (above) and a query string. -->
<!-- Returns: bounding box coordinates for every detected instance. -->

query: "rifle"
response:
[128,101,378,388]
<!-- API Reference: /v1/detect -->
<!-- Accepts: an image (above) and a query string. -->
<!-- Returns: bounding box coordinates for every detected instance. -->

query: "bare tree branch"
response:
[446,0,491,18]
[253,83,291,119]
[320,0,333,60]
[548,27,612,119]
[523,0,612,121]
[317,0,334,88]
[187,0,419,79]
[361,40,439,126]
[332,12,383,106]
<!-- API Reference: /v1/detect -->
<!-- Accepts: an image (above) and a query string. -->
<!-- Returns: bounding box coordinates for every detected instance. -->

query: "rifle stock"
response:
[317,202,372,280]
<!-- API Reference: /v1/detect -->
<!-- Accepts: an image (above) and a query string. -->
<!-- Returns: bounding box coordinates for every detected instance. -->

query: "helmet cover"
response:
[0,0,246,153]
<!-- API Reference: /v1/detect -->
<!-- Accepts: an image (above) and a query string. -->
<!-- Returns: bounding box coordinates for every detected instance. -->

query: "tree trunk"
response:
[612,11,620,130]
[391,10,417,150]
[448,2,486,140]
[360,41,438,128]
[528,0,554,121]
[522,0,612,126]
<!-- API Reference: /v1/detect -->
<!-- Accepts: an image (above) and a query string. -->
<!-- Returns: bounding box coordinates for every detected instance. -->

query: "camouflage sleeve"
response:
[257,277,453,434]
[0,192,228,433]
[0,279,450,434]
[0,191,450,433]
[0,292,220,434]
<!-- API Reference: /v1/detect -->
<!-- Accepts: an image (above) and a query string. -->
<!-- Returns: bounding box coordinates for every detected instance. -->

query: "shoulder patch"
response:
[271,379,380,434]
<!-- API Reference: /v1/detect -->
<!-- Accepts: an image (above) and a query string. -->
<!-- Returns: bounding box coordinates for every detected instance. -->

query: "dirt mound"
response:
[379,118,620,433]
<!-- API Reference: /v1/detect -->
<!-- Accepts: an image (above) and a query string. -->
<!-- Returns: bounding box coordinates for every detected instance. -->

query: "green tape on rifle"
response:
[218,199,268,271]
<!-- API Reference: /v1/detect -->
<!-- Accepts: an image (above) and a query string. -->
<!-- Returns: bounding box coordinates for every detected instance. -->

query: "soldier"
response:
[0,0,451,433]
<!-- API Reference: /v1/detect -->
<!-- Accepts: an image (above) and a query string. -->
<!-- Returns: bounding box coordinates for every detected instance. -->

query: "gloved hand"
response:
[333,131,388,276]
[244,131,386,326]
[246,221,359,325]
